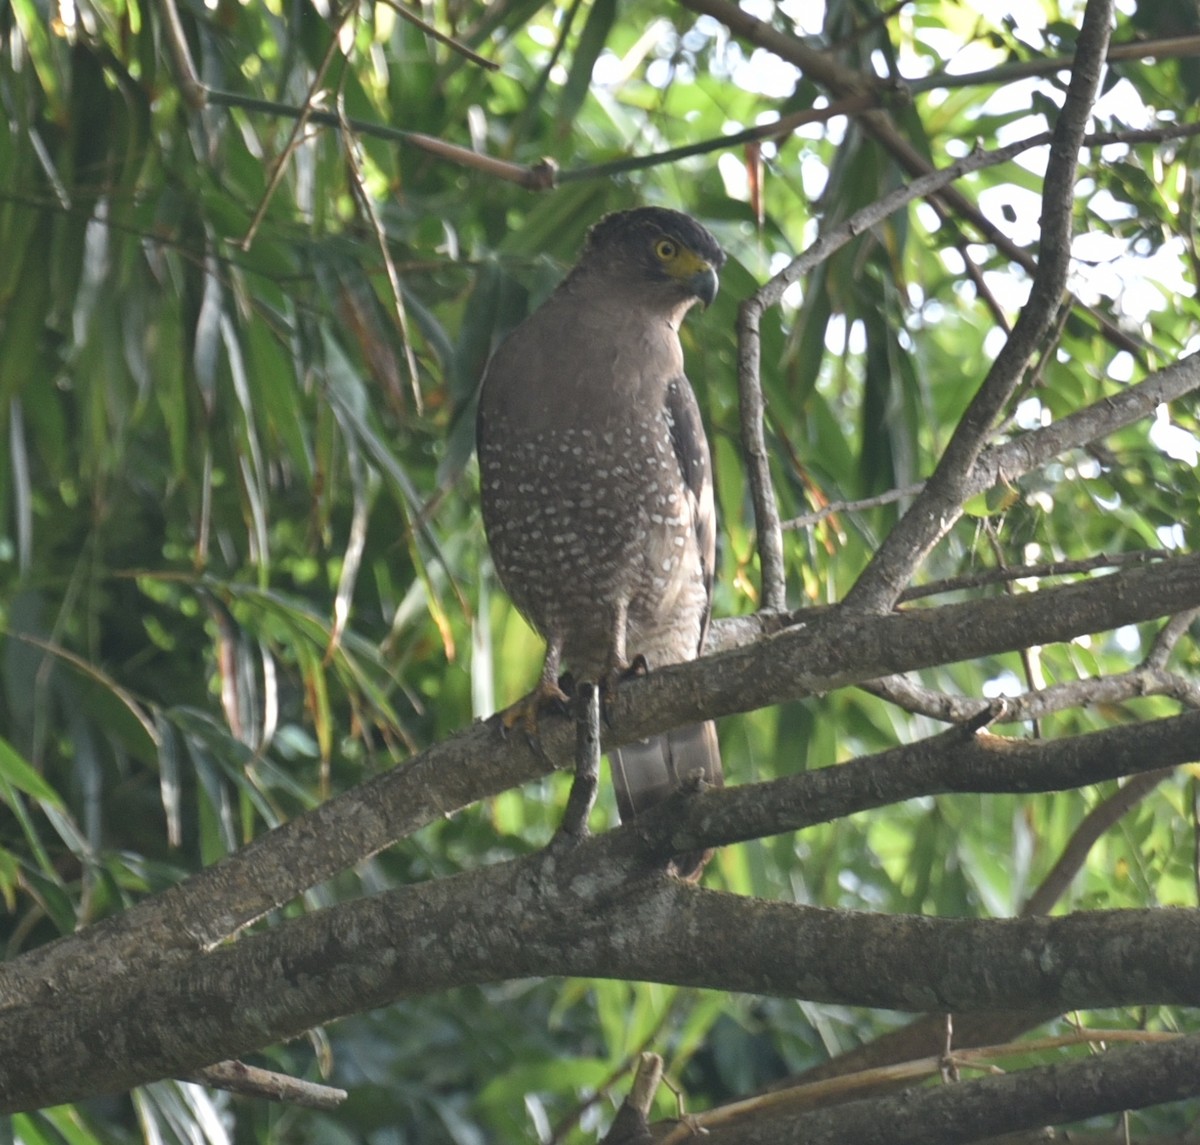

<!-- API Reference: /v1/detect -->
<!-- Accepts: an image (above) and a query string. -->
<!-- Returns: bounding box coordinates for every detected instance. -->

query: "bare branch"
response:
[3,552,1198,1012]
[736,129,1074,611]
[658,1030,1180,1142]
[908,32,1200,95]
[202,90,561,189]
[784,483,923,531]
[1145,607,1200,670]
[977,352,1200,493]
[160,0,207,110]
[844,0,1116,612]
[376,0,499,70]
[188,1061,347,1110]
[560,93,880,184]
[6,780,1200,1111]
[600,1053,663,1145]
[789,346,1200,552]
[1021,770,1173,918]
[692,1032,1200,1145]
[898,551,1170,602]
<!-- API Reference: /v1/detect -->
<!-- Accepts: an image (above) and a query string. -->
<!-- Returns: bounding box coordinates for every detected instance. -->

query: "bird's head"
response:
[578,207,726,313]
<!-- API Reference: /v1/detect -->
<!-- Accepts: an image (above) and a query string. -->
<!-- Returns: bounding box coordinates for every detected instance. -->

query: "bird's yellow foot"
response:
[495,677,572,755]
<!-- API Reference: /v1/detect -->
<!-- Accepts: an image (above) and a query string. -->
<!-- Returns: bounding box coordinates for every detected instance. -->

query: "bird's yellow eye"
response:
[654,238,677,261]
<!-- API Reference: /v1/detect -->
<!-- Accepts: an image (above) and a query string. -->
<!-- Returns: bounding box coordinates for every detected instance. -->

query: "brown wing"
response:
[664,376,716,654]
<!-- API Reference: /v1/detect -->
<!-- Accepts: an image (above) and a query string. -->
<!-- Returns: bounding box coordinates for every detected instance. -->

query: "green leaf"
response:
[0,735,61,804]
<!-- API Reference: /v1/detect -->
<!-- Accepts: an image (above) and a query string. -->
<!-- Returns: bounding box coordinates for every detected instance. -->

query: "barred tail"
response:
[609,720,722,879]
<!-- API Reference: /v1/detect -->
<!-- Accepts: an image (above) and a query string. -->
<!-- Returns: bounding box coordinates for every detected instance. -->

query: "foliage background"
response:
[1,0,1198,1140]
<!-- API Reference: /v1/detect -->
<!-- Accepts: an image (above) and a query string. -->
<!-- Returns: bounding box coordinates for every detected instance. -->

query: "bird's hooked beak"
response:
[690,263,720,309]
[666,247,720,308]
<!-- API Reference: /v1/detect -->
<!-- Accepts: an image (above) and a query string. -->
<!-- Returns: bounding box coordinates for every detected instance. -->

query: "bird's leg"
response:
[549,681,601,851]
[498,637,572,744]
[599,600,636,728]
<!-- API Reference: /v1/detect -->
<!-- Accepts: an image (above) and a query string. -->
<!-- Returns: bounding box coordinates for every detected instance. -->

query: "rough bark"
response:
[4,552,1198,1011]
[4,842,1200,1111]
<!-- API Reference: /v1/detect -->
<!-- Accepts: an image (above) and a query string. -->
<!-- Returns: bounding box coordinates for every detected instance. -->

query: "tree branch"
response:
[734,128,1079,611]
[1020,769,1174,918]
[692,1031,1200,1145]
[5,814,1200,1111]
[976,352,1200,492]
[844,0,1116,612]
[3,552,1198,1010]
[653,711,1200,858]
[187,1061,347,1110]
[658,1030,1181,1142]
[786,345,1200,574]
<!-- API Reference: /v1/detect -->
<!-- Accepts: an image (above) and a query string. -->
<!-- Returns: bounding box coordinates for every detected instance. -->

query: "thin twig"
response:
[899,551,1170,601]
[867,657,1200,726]
[656,1029,1182,1142]
[983,520,1043,738]
[560,93,879,183]
[735,129,1072,611]
[240,7,354,251]
[511,0,587,145]
[924,195,1011,334]
[785,483,923,530]
[908,32,1200,95]
[865,584,1199,729]
[337,98,424,413]
[189,1060,347,1109]
[160,0,207,110]
[196,88,1200,202]
[376,0,498,69]
[1144,607,1199,670]
[554,1040,669,1145]
[598,1053,664,1145]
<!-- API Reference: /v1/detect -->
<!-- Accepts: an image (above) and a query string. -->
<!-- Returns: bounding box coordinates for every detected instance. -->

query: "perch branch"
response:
[2,551,1198,1011]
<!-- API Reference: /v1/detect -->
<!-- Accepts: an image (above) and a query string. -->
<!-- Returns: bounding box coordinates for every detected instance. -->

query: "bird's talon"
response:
[497,679,572,757]
[523,728,554,764]
[622,653,650,680]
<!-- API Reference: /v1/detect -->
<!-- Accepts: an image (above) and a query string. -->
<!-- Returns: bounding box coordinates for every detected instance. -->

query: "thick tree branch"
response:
[5,824,1200,1111]
[3,708,1199,1108]
[3,552,1198,1010]
[652,711,1200,859]
[845,0,1115,612]
[676,0,1033,274]
[764,756,1177,1096]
